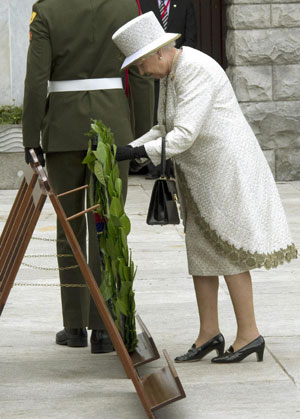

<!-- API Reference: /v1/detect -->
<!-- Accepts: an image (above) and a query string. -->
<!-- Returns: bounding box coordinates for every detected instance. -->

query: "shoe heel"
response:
[68,337,88,347]
[216,341,225,357]
[256,347,264,362]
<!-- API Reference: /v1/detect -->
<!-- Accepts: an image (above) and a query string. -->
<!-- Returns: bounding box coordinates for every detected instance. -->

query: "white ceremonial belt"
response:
[48,78,123,93]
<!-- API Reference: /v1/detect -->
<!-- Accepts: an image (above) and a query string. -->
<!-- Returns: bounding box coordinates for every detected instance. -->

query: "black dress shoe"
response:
[56,328,87,347]
[90,329,114,354]
[211,335,265,363]
[174,333,225,363]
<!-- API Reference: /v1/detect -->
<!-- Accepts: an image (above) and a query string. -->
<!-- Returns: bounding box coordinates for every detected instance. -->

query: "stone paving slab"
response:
[0,176,300,418]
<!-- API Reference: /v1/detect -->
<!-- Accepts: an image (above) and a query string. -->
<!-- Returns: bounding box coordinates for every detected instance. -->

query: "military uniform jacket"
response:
[23,0,154,152]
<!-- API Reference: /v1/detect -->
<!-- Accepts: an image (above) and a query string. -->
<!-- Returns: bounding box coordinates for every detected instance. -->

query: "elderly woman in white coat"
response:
[112,12,297,363]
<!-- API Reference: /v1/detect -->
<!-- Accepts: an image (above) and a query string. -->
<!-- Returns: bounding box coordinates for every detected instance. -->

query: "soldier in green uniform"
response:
[22,0,154,352]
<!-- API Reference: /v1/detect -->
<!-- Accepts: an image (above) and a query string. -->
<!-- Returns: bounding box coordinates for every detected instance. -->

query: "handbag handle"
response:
[160,137,166,178]
[160,137,172,179]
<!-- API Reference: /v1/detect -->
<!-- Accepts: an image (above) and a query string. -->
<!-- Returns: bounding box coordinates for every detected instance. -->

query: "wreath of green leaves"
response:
[83,120,137,352]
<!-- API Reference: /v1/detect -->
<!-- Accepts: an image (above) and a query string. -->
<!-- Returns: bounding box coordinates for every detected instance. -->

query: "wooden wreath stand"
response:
[0,150,185,418]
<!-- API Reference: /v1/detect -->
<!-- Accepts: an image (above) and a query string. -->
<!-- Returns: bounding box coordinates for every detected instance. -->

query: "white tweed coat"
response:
[130,47,297,270]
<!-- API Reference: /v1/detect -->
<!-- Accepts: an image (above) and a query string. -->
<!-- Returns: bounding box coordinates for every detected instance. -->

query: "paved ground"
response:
[0,175,300,419]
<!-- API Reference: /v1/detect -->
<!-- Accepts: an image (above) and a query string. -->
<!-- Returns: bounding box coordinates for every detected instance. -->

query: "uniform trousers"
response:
[46,151,128,329]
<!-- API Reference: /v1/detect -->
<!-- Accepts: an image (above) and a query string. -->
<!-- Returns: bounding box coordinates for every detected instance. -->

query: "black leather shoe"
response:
[174,333,225,363]
[211,335,265,363]
[56,328,88,347]
[90,329,114,354]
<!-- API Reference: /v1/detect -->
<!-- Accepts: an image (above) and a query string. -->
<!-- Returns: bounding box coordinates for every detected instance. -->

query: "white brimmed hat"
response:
[112,12,181,70]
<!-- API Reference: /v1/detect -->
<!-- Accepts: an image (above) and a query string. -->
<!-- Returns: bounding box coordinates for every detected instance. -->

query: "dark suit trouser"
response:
[46,151,128,329]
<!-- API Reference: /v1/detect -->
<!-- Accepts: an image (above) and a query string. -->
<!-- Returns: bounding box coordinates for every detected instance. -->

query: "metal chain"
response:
[31,236,65,243]
[22,254,78,271]
[14,283,87,288]
[21,262,79,271]
[24,254,73,258]
[20,237,85,283]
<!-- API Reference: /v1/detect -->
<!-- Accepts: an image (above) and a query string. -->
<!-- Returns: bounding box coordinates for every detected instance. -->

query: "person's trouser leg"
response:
[87,208,105,330]
[46,151,90,328]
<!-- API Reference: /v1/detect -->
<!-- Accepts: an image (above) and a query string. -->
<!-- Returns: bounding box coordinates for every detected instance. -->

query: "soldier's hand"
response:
[25,146,45,167]
[115,145,148,162]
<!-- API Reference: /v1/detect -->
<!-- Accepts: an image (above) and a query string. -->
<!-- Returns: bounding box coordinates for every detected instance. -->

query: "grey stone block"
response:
[272,4,300,27]
[225,0,271,4]
[9,0,32,105]
[0,0,33,106]
[240,101,300,149]
[273,0,300,4]
[227,5,271,29]
[262,149,276,178]
[273,65,300,101]
[0,125,23,152]
[276,148,300,181]
[0,152,25,189]
[227,65,272,102]
[226,28,300,65]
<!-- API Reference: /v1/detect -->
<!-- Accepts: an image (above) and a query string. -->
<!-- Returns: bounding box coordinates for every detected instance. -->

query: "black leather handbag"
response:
[146,138,180,225]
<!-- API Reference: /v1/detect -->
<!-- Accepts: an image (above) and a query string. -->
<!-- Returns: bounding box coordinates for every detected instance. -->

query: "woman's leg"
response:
[193,275,221,347]
[224,271,260,351]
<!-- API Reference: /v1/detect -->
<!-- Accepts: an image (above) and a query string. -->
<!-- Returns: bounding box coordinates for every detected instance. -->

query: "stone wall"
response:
[0,1,35,189]
[0,0,34,106]
[226,0,300,180]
